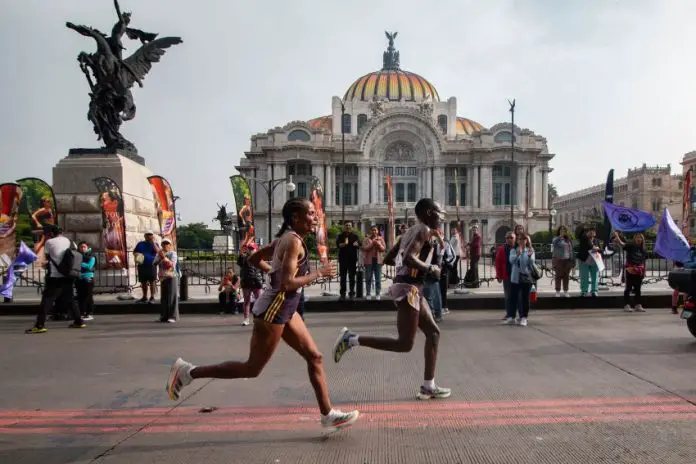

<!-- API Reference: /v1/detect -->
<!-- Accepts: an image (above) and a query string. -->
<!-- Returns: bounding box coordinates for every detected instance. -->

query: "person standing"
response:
[238,243,263,326]
[154,239,178,323]
[439,228,455,316]
[506,233,536,327]
[552,226,574,297]
[25,225,85,334]
[577,226,601,297]
[465,224,482,286]
[495,232,516,322]
[613,232,648,312]
[218,268,238,315]
[362,225,386,300]
[448,228,462,286]
[76,241,96,321]
[336,221,360,300]
[133,231,159,304]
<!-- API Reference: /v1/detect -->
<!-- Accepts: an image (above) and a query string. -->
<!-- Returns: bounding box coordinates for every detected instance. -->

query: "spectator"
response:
[218,268,239,315]
[238,243,263,326]
[439,228,455,316]
[336,221,360,300]
[25,225,84,334]
[613,232,647,312]
[496,231,517,322]
[154,239,179,323]
[76,240,96,321]
[362,225,386,300]
[552,226,574,297]
[465,224,482,286]
[506,233,536,327]
[448,227,462,286]
[133,231,159,304]
[577,225,601,297]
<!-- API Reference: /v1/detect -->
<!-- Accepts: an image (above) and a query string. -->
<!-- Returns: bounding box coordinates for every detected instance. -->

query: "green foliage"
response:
[176,222,216,250]
[15,215,33,246]
[327,223,364,251]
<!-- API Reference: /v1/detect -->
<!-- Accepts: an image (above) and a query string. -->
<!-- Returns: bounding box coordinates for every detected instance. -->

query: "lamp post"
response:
[238,176,295,245]
[548,209,557,235]
[508,99,516,229]
[341,101,346,224]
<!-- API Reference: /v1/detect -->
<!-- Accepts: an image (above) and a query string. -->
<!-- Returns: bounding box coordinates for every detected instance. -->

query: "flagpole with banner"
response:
[147,175,178,249]
[683,168,692,237]
[603,169,614,253]
[602,201,656,233]
[309,178,329,263]
[16,177,57,266]
[386,175,395,249]
[655,207,692,264]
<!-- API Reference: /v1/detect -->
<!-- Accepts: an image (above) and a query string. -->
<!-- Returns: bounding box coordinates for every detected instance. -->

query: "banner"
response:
[0,241,38,300]
[386,174,395,249]
[683,168,692,236]
[655,207,692,264]
[0,183,23,261]
[309,178,328,262]
[93,177,128,269]
[147,175,177,248]
[230,175,255,248]
[602,201,656,233]
[16,177,57,265]
[603,169,614,251]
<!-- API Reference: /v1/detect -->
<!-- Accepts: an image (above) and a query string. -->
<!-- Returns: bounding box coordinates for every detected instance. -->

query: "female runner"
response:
[332,198,451,400]
[166,198,360,430]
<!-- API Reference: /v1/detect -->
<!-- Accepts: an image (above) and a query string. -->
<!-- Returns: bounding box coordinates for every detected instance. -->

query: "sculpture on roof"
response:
[383,31,400,70]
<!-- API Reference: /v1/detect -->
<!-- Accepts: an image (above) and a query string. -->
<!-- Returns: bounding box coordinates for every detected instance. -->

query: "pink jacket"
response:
[362,235,386,265]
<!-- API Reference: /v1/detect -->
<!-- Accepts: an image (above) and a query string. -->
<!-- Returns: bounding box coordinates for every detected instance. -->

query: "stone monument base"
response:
[213,235,236,254]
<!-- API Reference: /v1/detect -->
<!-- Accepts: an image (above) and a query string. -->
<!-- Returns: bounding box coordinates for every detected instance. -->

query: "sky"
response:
[2,0,696,225]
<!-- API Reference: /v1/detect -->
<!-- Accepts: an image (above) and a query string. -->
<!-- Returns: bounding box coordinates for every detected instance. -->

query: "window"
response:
[407,167,417,176]
[679,181,684,189]
[287,130,310,142]
[335,183,357,205]
[395,167,405,176]
[652,178,662,187]
[494,131,515,143]
[632,180,639,190]
[407,183,417,202]
[357,114,368,133]
[384,167,394,176]
[384,183,388,203]
[335,165,358,177]
[447,183,467,206]
[445,167,467,178]
[492,164,513,205]
[492,165,511,177]
[342,113,351,134]
[395,183,405,203]
[296,182,307,198]
[652,198,661,212]
[437,115,448,134]
[288,162,310,176]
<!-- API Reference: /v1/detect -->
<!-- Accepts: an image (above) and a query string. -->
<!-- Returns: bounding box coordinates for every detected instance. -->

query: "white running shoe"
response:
[555,292,561,298]
[321,409,360,431]
[501,317,515,325]
[634,305,646,312]
[624,305,633,312]
[167,319,177,323]
[166,358,194,401]
[417,384,452,400]
[241,318,250,326]
[519,317,528,327]
[442,308,450,315]
[375,295,381,300]
[563,292,571,298]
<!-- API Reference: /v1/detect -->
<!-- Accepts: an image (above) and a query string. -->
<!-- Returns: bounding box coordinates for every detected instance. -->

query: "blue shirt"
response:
[509,247,536,284]
[134,241,157,266]
[80,255,95,280]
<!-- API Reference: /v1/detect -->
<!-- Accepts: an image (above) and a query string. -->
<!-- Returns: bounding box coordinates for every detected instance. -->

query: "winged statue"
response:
[67,0,182,153]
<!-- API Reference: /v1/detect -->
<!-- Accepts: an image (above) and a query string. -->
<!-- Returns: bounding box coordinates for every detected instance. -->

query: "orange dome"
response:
[344,69,439,103]
[307,115,332,131]
[456,117,485,135]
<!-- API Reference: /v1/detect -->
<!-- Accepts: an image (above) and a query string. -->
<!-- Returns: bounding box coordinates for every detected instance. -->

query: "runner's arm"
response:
[382,243,399,266]
[279,237,333,292]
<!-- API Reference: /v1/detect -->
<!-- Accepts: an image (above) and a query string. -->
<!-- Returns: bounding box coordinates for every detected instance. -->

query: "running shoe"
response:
[25,327,47,334]
[166,357,194,401]
[321,409,360,431]
[501,317,515,325]
[634,305,646,312]
[241,318,250,326]
[417,385,452,400]
[69,323,87,329]
[518,317,528,327]
[333,327,355,363]
[83,315,94,321]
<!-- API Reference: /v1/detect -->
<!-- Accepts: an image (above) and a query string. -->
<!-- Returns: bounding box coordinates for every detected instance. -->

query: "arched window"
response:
[287,130,310,142]
[357,114,368,133]
[494,131,516,143]
[342,113,352,134]
[437,115,448,134]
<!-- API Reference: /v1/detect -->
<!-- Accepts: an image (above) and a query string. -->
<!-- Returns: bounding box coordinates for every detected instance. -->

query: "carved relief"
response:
[385,141,415,161]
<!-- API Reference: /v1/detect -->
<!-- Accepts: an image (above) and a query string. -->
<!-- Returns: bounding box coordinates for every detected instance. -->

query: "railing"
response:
[4,243,675,295]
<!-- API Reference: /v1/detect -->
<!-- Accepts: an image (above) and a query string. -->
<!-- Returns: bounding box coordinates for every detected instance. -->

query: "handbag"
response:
[530,261,542,281]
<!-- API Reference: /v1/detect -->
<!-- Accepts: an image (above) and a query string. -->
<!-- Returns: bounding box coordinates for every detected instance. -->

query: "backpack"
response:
[51,247,83,279]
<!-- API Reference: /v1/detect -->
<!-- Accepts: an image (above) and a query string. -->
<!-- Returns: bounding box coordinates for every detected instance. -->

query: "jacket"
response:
[80,251,96,280]
[237,255,263,286]
[552,236,574,260]
[468,233,482,258]
[336,232,360,263]
[495,244,512,281]
[577,235,599,262]
[509,247,536,284]
[362,235,386,265]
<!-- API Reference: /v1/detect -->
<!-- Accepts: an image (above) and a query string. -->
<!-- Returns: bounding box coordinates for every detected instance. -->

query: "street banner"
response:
[0,241,37,300]
[309,178,329,262]
[230,175,255,248]
[655,207,691,264]
[93,177,128,269]
[147,175,177,249]
[0,183,23,261]
[16,177,57,265]
[603,169,615,254]
[386,174,395,249]
[602,201,656,233]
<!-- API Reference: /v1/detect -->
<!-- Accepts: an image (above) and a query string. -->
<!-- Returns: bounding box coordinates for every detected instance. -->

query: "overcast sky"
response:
[2,0,696,225]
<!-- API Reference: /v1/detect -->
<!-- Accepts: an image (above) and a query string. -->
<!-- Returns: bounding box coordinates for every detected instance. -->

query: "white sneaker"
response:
[442,308,450,315]
[555,292,561,298]
[321,409,360,431]
[241,318,250,326]
[166,358,194,401]
[501,317,515,325]
[83,315,94,321]
[375,295,381,300]
[635,305,646,312]
[366,295,372,300]
[624,305,633,312]
[563,292,571,298]
[167,319,177,323]
[519,317,528,327]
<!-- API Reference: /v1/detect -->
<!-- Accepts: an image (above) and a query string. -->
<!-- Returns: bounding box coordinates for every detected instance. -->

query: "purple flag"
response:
[602,201,656,233]
[0,241,38,299]
[655,208,691,263]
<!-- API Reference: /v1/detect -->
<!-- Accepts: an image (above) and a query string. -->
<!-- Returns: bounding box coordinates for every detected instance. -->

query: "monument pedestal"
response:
[52,149,159,291]
[213,235,236,254]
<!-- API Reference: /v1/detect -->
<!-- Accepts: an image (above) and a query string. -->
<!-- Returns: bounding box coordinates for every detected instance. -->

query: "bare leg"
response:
[243,288,252,318]
[150,281,158,299]
[141,282,149,299]
[357,300,419,352]
[191,320,283,379]
[417,296,440,380]
[282,313,332,415]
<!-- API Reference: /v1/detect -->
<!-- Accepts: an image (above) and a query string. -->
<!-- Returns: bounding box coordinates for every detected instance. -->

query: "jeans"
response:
[579,262,599,294]
[364,263,382,296]
[339,261,357,297]
[439,269,449,308]
[36,277,82,328]
[76,279,94,317]
[423,280,442,319]
[624,273,643,306]
[510,282,532,319]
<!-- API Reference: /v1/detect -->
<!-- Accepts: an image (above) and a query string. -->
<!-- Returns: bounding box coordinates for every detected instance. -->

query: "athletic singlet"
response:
[252,231,311,324]
[394,224,434,285]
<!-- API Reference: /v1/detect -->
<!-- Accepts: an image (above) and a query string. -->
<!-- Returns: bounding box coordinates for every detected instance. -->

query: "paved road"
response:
[2,309,696,463]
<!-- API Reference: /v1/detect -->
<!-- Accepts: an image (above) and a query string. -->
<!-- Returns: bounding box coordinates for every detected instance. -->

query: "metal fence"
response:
[3,243,675,295]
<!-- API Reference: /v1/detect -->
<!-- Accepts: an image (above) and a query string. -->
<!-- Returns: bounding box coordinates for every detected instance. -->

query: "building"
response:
[236,34,555,245]
[681,151,696,236]
[553,164,683,230]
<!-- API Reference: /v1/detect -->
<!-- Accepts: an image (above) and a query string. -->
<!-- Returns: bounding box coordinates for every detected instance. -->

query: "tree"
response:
[176,222,216,249]
[548,183,558,207]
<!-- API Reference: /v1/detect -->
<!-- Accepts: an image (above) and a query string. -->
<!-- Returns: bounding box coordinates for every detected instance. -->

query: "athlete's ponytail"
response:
[276,197,308,238]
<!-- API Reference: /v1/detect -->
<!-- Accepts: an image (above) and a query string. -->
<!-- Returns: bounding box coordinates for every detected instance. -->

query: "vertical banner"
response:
[386,174,395,249]
[604,169,615,252]
[230,175,255,248]
[93,177,128,269]
[16,177,56,265]
[309,178,329,262]
[147,175,178,249]
[0,183,23,261]
[683,168,692,237]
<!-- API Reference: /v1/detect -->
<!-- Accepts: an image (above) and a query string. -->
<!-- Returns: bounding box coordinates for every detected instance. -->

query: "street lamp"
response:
[237,175,295,245]
[341,101,346,224]
[548,209,557,234]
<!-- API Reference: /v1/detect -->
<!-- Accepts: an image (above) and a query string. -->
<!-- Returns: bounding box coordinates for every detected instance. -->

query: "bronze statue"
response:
[215,204,234,235]
[67,0,182,153]
[383,31,400,70]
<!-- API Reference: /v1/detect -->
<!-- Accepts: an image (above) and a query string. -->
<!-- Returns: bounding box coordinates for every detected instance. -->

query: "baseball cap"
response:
[145,230,155,236]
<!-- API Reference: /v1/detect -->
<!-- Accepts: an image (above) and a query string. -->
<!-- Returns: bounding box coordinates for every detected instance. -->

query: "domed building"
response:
[236,34,555,244]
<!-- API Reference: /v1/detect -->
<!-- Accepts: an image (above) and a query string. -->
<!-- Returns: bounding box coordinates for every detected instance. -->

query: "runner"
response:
[165,198,360,431]
[332,198,451,400]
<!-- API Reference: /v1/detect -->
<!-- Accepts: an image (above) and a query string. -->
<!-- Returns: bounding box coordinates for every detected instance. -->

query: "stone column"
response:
[359,165,369,205]
[530,167,538,209]
[542,169,549,210]
[274,163,286,210]
[471,165,479,210]
[370,166,378,204]
[433,167,445,205]
[480,165,492,208]
[516,166,525,207]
